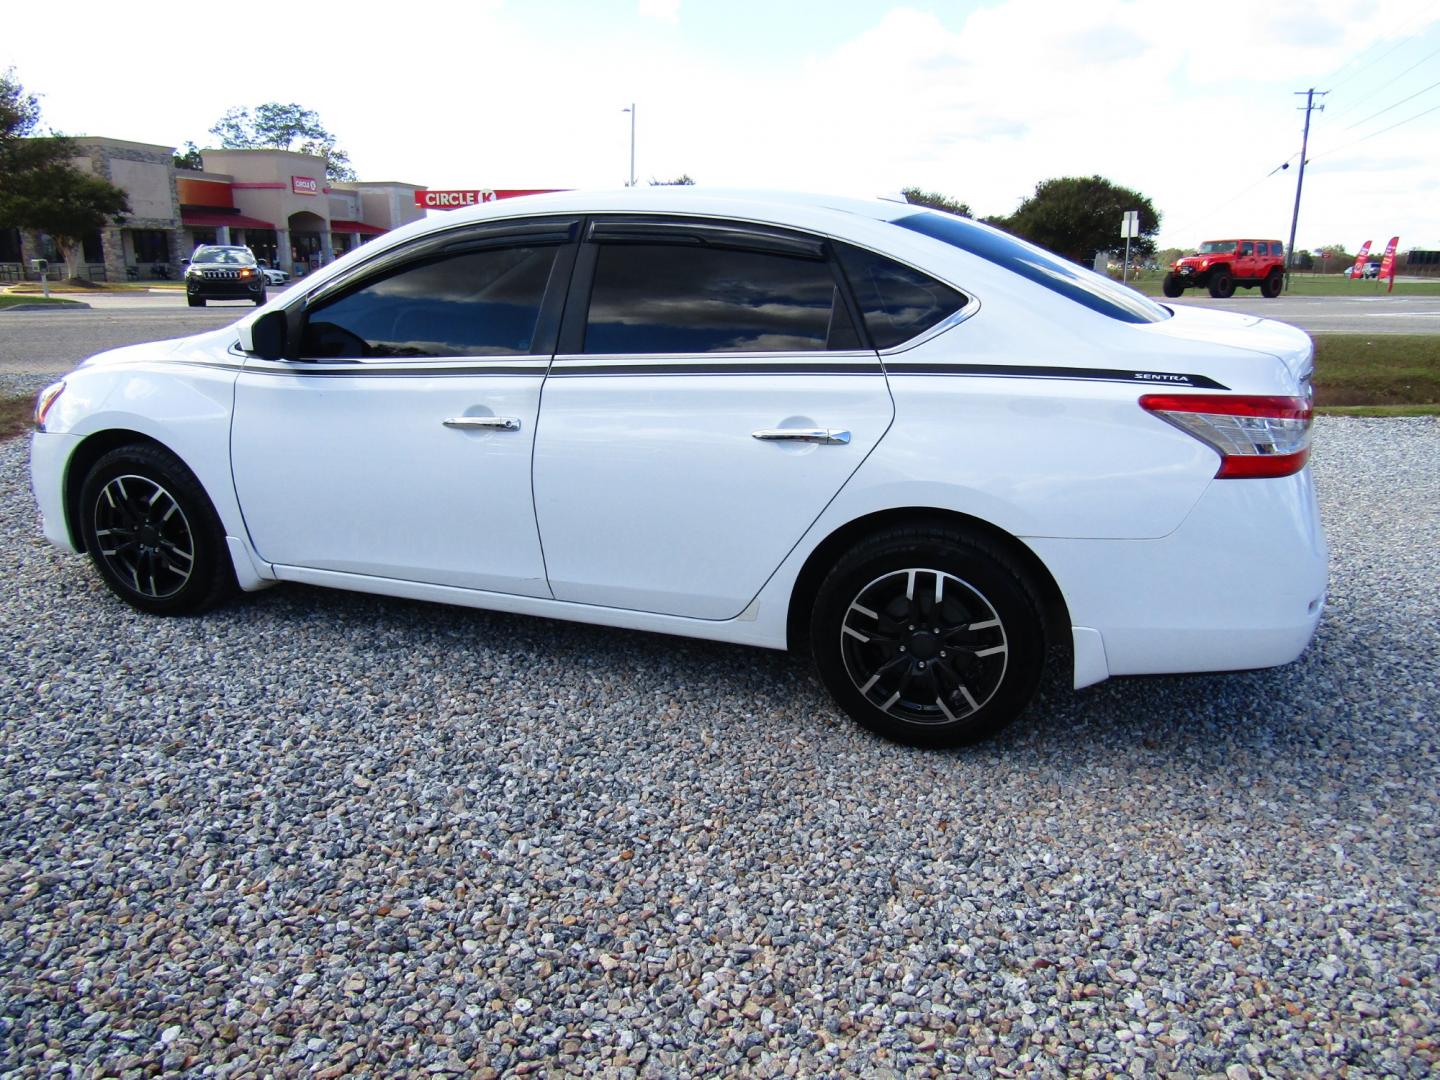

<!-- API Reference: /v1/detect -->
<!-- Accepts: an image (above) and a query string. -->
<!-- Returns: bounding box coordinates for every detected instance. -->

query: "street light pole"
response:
[623,104,636,187]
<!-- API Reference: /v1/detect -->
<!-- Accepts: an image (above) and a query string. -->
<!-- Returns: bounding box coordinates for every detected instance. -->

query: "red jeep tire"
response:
[1208,269,1235,299]
[1261,270,1283,298]
[1161,273,1184,298]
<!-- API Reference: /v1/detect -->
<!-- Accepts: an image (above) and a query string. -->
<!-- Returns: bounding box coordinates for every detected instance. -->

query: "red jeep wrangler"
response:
[1163,239,1286,299]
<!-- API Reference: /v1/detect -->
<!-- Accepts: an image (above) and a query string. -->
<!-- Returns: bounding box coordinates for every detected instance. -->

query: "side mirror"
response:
[240,309,288,360]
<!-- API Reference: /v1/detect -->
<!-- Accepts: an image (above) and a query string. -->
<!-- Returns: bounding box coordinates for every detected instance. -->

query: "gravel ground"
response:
[1,407,1437,1078]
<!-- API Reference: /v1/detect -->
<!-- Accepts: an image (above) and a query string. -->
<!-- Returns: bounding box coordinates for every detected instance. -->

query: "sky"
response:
[6,0,1439,251]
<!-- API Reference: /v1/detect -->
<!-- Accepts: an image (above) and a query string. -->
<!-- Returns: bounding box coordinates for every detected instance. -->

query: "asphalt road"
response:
[3,291,1437,378]
[1173,293,1440,334]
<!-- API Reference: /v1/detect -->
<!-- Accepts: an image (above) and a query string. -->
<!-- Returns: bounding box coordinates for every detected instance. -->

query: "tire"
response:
[78,444,235,615]
[253,295,266,307]
[1208,269,1235,298]
[809,525,1046,748]
[1161,273,1184,298]
[1261,270,1283,298]
[187,296,205,307]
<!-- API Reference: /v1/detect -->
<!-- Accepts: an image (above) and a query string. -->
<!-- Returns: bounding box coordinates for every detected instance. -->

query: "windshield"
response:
[1197,241,1238,254]
[192,248,255,265]
[895,211,1170,324]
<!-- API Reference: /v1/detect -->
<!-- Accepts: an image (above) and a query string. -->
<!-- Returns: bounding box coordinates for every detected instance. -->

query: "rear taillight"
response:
[1139,393,1311,479]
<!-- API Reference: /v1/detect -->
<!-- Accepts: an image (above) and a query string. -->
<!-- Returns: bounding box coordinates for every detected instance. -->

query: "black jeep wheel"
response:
[1208,269,1235,299]
[1261,270,1284,298]
[1161,273,1184,298]
[187,296,205,307]
[810,525,1046,748]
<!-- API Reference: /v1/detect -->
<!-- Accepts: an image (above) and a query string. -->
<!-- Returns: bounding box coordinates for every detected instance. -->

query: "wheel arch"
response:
[63,430,189,553]
[784,507,1071,655]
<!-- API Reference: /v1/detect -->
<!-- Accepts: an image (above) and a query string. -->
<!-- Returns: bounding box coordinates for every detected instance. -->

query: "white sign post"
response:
[1120,210,1140,282]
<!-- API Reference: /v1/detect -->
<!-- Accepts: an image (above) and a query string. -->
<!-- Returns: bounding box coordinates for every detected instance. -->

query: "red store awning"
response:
[180,209,277,230]
[330,219,387,236]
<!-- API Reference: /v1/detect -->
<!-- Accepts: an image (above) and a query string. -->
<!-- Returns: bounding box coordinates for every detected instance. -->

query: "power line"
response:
[1312,99,1440,162]
[1320,15,1436,93]
[1328,43,1440,121]
[1346,77,1440,128]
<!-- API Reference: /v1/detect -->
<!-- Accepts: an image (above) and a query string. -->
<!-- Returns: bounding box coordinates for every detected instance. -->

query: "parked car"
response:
[257,260,289,286]
[30,190,1326,747]
[184,244,266,306]
[1163,239,1287,298]
[1347,261,1380,279]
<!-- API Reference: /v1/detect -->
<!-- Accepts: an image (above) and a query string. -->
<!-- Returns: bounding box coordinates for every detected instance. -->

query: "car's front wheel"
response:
[78,444,235,615]
[809,526,1046,747]
[187,296,205,307]
[1161,273,1184,298]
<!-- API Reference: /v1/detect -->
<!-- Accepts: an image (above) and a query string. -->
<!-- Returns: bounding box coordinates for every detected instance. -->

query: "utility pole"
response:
[1285,88,1326,292]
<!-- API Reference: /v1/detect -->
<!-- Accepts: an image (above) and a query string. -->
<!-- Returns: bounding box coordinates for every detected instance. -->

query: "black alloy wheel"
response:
[810,526,1046,747]
[1208,270,1235,299]
[79,444,235,614]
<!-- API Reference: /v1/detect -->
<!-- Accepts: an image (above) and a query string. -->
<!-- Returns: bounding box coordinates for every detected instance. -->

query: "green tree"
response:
[173,140,204,171]
[0,69,130,278]
[901,187,971,217]
[208,103,357,181]
[1001,175,1160,264]
[1155,246,1186,267]
[649,174,696,185]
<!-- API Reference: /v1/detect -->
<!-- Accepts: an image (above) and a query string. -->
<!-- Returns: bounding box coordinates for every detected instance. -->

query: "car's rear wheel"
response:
[1161,273,1184,298]
[810,526,1046,747]
[78,444,235,615]
[1208,270,1235,299]
[187,296,205,307]
[1261,270,1284,298]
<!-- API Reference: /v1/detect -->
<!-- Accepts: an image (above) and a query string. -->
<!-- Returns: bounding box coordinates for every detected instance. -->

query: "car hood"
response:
[1140,303,1313,383]
[79,326,239,370]
[1175,253,1227,266]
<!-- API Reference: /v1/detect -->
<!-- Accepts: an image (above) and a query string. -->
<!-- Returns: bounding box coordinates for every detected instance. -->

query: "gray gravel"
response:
[1,413,1437,1078]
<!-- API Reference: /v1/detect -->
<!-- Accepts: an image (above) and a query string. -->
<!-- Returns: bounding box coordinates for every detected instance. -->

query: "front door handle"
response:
[443,416,522,432]
[752,428,851,445]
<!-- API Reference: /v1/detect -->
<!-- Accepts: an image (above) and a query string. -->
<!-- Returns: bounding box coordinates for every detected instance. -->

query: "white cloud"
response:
[638,0,680,24]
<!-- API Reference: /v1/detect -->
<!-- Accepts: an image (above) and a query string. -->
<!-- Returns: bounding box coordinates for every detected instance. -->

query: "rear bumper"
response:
[1028,469,1328,684]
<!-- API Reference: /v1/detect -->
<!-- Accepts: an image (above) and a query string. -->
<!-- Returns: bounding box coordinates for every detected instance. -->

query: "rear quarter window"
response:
[896,211,1171,324]
[834,243,968,349]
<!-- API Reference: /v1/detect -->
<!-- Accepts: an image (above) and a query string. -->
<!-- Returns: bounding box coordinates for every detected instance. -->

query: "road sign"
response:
[1121,210,1139,239]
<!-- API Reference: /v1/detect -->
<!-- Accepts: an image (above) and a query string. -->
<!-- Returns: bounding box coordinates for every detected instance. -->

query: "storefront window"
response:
[131,229,170,263]
[82,231,103,263]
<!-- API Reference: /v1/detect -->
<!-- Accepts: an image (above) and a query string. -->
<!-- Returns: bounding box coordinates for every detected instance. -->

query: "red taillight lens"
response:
[1139,393,1312,479]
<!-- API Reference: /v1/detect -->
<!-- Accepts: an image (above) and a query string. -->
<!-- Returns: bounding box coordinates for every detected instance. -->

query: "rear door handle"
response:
[443,416,522,432]
[752,428,850,445]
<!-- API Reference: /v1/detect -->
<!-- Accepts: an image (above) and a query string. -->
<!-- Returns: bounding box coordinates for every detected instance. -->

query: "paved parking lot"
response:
[0,410,1436,1075]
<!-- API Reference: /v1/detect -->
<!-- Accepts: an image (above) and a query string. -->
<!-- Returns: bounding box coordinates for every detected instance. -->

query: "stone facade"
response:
[71,138,184,280]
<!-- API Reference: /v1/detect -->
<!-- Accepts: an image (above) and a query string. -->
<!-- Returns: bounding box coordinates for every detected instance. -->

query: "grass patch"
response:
[1311,333,1440,407]
[0,294,87,309]
[0,393,31,441]
[1316,404,1440,417]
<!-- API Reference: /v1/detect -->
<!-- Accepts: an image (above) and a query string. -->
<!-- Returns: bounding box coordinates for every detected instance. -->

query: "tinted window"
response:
[1257,242,1269,256]
[584,244,859,354]
[301,246,557,359]
[896,211,1170,324]
[1272,242,1284,258]
[836,243,967,349]
[1241,242,1254,256]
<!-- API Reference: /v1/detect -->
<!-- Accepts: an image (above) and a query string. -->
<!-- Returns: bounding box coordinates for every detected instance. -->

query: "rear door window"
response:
[582,241,859,354]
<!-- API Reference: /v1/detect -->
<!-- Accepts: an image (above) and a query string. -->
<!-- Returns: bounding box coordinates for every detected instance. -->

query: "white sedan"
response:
[29,189,1326,747]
